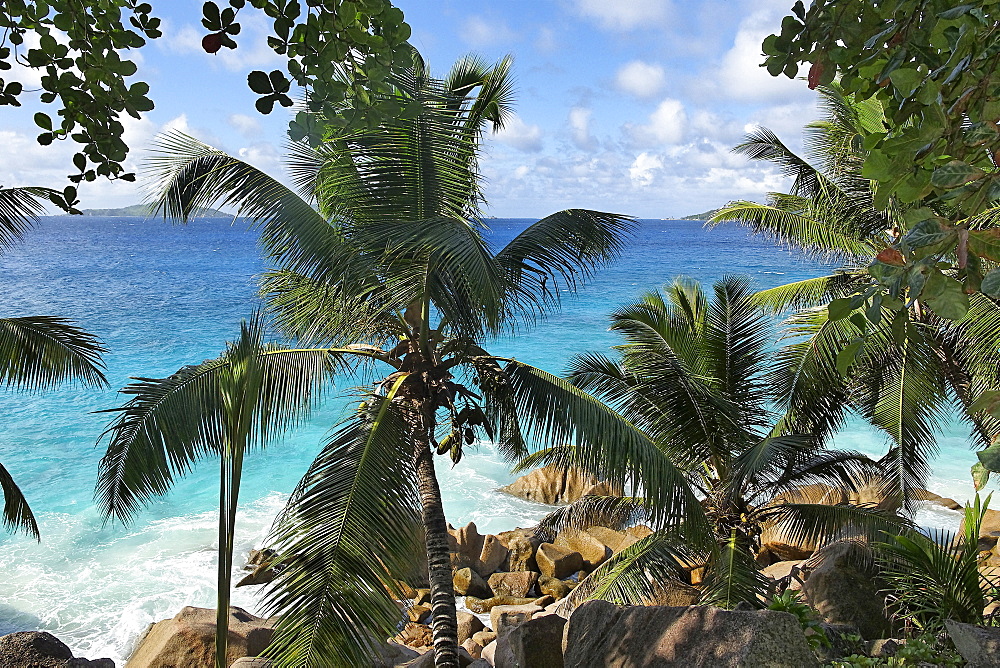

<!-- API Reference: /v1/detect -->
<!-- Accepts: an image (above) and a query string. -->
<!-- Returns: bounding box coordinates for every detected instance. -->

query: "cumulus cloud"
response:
[629,152,663,187]
[568,107,596,151]
[461,15,516,47]
[573,0,672,31]
[614,61,666,99]
[159,14,283,72]
[493,114,544,152]
[706,7,815,105]
[626,98,687,146]
[228,114,262,138]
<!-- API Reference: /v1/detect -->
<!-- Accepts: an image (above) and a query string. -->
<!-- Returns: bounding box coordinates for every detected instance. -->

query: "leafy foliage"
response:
[0,188,107,539]
[114,53,634,666]
[0,0,412,183]
[713,87,1000,500]
[539,276,895,609]
[763,1,1000,321]
[877,494,1000,634]
[767,590,830,653]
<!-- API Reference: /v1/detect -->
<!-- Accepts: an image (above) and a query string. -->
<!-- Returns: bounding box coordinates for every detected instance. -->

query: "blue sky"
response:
[1,0,819,218]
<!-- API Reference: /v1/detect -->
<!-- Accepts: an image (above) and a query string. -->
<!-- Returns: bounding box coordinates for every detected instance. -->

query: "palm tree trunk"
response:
[414,439,461,667]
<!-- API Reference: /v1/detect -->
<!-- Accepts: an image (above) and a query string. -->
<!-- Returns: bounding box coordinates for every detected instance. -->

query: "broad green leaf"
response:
[973,462,991,491]
[979,445,1000,473]
[921,268,969,320]
[861,150,892,181]
[981,268,1000,297]
[968,229,1000,262]
[827,297,855,321]
[247,70,272,94]
[836,338,864,376]
[888,67,923,95]
[964,122,999,147]
[931,160,984,189]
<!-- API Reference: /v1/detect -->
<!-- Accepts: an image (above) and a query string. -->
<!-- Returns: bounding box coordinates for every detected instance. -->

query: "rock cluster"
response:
[0,631,114,667]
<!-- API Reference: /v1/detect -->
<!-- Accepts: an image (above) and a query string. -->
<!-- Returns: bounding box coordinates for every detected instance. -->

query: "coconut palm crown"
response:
[94,53,704,668]
[710,85,1000,502]
[520,276,899,609]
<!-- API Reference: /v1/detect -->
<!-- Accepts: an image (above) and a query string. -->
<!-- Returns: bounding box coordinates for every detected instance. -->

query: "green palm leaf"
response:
[0,186,64,253]
[501,360,709,534]
[262,389,421,668]
[700,530,768,609]
[0,460,39,539]
[0,316,107,390]
[96,336,346,525]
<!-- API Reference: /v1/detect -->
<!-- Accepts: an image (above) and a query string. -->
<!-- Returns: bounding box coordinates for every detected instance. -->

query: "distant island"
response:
[80,204,231,217]
[680,207,723,221]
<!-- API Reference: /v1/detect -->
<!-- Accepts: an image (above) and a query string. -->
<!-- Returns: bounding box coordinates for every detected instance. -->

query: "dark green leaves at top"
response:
[931,161,984,189]
[920,268,969,321]
[981,269,1000,297]
[248,70,292,114]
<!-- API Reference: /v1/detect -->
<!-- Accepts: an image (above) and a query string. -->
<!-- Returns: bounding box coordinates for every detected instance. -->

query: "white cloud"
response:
[614,61,666,99]
[237,142,282,174]
[629,152,663,187]
[573,0,672,31]
[493,114,544,152]
[710,8,815,104]
[461,16,515,47]
[228,114,262,138]
[626,98,687,146]
[160,15,283,72]
[568,107,595,151]
[535,27,558,53]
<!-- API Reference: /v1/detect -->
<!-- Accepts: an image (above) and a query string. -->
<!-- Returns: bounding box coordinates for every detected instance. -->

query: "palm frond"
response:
[751,272,867,313]
[262,392,421,668]
[0,186,63,253]
[755,502,911,552]
[500,360,708,535]
[96,329,346,525]
[700,531,768,609]
[0,460,39,539]
[533,495,647,542]
[710,201,876,261]
[495,210,636,323]
[558,530,697,614]
[146,132,363,286]
[0,316,107,390]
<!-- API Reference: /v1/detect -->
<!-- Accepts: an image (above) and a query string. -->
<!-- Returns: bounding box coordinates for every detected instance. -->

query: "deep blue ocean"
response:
[0,216,976,661]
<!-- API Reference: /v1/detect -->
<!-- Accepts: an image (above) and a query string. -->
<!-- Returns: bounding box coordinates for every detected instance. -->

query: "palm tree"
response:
[95,54,698,667]
[709,85,1000,502]
[0,186,107,539]
[97,314,341,668]
[523,276,900,609]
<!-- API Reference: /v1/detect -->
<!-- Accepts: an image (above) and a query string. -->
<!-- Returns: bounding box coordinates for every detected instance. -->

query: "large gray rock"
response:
[536,543,583,579]
[800,540,890,640]
[0,631,114,667]
[946,620,1000,667]
[127,606,274,668]
[562,600,820,668]
[493,614,566,668]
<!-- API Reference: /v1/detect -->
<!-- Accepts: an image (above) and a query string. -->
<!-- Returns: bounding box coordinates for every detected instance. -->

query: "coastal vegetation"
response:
[710,85,1000,501]
[95,53,636,667]
[0,186,107,539]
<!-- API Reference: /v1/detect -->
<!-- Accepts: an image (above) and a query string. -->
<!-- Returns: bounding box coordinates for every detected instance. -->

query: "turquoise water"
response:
[0,216,974,661]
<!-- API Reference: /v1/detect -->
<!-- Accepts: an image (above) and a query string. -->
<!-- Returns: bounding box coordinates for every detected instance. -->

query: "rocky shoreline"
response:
[1,466,993,667]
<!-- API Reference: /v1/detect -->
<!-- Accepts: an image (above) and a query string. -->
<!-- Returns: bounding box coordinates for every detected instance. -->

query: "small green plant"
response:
[877,493,997,635]
[825,634,964,667]
[767,589,830,652]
